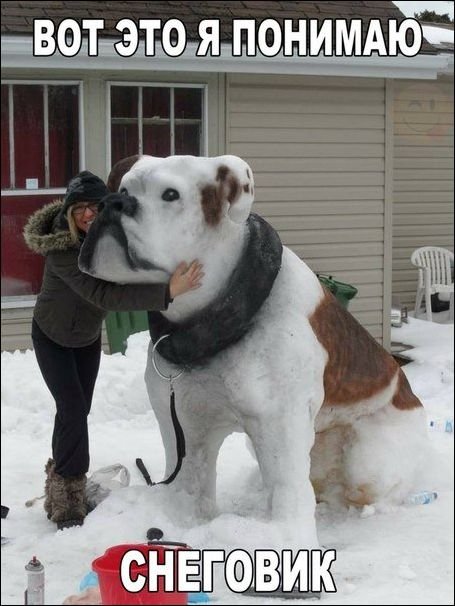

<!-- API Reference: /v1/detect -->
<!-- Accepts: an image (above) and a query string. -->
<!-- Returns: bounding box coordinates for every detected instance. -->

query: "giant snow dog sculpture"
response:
[80,155,428,550]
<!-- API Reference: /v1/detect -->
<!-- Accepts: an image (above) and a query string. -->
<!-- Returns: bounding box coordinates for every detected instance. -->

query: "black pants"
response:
[32,320,101,477]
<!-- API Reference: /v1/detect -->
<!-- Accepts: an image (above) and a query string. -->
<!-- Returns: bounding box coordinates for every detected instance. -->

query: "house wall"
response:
[6,69,434,351]
[1,68,223,352]
[392,75,454,309]
[0,67,224,179]
[2,306,35,352]
[226,73,390,343]
[1,306,110,352]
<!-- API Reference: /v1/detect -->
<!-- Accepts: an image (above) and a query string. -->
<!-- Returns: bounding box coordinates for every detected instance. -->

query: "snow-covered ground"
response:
[1,316,453,605]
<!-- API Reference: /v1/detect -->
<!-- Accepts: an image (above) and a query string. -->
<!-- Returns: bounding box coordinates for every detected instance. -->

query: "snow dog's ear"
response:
[200,155,255,226]
[107,155,141,192]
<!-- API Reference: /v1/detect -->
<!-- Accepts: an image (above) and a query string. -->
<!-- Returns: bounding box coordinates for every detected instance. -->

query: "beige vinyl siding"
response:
[1,307,110,353]
[227,74,387,341]
[1,307,35,351]
[393,77,454,309]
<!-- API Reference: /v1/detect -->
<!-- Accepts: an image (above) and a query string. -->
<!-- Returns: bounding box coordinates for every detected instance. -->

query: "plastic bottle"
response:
[429,418,453,433]
[444,419,454,433]
[406,491,438,505]
[24,556,44,605]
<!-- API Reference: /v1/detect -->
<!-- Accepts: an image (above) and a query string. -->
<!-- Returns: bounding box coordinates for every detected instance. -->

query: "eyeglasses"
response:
[72,203,99,216]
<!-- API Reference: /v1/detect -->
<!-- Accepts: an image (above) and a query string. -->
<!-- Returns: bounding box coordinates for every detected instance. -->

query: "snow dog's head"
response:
[79,155,255,283]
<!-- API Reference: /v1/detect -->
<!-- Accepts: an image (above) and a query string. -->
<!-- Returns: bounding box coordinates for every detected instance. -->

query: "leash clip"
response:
[152,334,184,382]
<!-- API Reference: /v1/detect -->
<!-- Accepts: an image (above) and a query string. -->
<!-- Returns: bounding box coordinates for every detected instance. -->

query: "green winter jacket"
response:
[24,201,170,348]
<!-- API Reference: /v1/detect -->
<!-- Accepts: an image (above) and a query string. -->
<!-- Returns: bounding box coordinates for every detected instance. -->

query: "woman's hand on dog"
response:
[169,260,204,298]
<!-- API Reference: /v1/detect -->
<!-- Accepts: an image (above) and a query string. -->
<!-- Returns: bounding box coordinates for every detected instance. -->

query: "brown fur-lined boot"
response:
[44,458,55,520]
[66,474,88,523]
[50,472,87,530]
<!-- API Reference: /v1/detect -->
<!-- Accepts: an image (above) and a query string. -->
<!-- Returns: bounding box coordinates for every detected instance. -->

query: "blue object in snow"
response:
[406,491,438,505]
[79,571,208,602]
[429,418,454,433]
[79,570,208,602]
[79,570,99,591]
[188,591,210,603]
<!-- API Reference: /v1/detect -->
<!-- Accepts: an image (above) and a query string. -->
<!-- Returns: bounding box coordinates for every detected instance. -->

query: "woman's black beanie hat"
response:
[56,171,109,229]
[62,171,109,212]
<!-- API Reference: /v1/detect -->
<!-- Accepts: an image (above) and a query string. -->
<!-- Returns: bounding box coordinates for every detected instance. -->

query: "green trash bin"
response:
[317,274,358,309]
[105,311,149,354]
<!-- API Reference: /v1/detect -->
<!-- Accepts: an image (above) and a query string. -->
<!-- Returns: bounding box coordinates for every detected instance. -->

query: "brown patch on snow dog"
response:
[309,290,422,410]
[201,165,248,226]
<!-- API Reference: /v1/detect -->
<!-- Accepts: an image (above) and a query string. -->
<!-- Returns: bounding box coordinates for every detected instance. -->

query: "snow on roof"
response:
[422,24,454,52]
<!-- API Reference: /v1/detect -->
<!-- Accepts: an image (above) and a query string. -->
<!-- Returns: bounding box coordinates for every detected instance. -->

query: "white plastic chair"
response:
[411,246,454,322]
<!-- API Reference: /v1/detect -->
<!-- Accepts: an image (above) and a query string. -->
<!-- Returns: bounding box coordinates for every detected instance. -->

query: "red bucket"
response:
[92,543,188,605]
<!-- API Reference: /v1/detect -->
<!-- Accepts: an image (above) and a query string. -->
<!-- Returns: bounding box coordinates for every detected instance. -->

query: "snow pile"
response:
[1,317,453,605]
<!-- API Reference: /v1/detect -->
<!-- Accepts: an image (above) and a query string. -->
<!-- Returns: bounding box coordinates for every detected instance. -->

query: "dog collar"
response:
[148,213,283,368]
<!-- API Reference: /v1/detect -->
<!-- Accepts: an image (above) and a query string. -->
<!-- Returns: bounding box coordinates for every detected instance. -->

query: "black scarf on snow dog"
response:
[148,213,283,368]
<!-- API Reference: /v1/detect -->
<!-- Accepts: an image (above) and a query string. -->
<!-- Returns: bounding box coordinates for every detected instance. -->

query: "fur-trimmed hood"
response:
[23,201,77,255]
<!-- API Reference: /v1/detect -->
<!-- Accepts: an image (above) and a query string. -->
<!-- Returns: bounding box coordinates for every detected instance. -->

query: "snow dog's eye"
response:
[162,188,180,202]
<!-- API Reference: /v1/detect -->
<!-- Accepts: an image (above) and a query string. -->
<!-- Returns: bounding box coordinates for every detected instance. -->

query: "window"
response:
[1,81,82,300]
[1,83,80,190]
[109,84,205,166]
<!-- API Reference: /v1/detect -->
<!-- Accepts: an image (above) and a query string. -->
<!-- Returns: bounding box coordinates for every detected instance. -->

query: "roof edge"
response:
[2,35,451,79]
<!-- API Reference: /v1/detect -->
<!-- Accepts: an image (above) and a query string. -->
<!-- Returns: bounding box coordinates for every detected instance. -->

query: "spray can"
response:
[24,556,44,605]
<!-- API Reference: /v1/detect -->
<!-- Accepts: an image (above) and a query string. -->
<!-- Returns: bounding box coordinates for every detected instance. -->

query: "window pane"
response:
[1,85,10,189]
[111,87,138,165]
[175,124,201,156]
[111,87,138,118]
[142,88,170,157]
[110,86,203,163]
[1,195,57,296]
[143,125,171,157]
[174,88,202,120]
[13,85,45,189]
[111,124,139,166]
[48,85,79,187]
[143,87,170,119]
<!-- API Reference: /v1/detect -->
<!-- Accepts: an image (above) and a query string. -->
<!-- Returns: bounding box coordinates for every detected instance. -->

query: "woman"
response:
[24,171,203,530]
